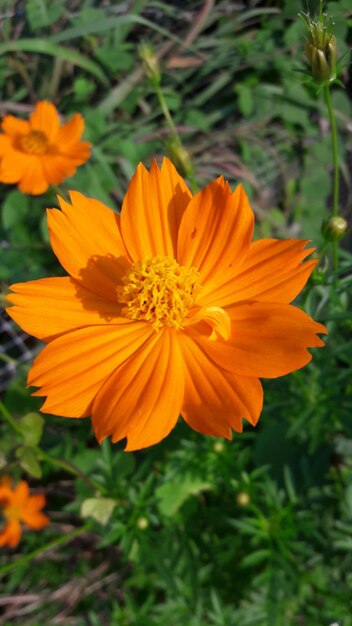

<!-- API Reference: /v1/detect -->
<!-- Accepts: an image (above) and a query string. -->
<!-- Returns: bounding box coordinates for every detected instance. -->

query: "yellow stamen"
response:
[118,255,201,331]
[17,131,49,155]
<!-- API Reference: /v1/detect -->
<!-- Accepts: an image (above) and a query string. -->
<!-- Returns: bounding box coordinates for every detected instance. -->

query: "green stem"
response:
[0,524,89,578]
[153,78,178,135]
[152,78,198,193]
[0,400,106,496]
[35,448,107,496]
[0,401,23,436]
[324,84,339,272]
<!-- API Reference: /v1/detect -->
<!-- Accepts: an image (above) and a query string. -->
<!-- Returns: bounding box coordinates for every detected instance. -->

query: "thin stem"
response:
[0,525,89,578]
[0,400,23,436]
[324,84,339,272]
[35,449,107,496]
[324,85,339,217]
[153,79,178,135]
[0,400,106,495]
[152,78,199,193]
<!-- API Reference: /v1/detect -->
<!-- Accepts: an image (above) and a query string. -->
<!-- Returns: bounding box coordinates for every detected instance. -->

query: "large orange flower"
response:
[0,476,49,548]
[6,158,327,451]
[0,101,91,195]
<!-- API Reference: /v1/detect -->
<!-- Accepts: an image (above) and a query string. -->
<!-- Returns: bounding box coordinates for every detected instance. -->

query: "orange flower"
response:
[0,101,91,195]
[6,158,327,451]
[0,477,49,548]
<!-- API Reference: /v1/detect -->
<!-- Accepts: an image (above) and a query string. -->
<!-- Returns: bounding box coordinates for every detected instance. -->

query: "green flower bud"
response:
[322,216,348,241]
[136,516,149,530]
[213,441,225,454]
[166,137,193,179]
[138,42,160,83]
[301,9,337,84]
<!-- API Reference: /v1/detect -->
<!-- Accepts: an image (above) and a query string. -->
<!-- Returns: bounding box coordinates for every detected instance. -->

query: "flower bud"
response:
[236,492,250,507]
[138,42,160,83]
[322,216,348,241]
[166,137,193,179]
[213,441,225,454]
[301,10,337,84]
[136,516,149,530]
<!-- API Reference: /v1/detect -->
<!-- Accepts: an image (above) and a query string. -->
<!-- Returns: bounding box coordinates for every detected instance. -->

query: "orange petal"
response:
[0,520,22,548]
[41,148,90,186]
[186,306,231,341]
[13,481,30,507]
[26,494,46,512]
[1,115,30,137]
[196,302,327,379]
[120,158,192,260]
[17,156,48,195]
[30,101,60,142]
[61,141,91,162]
[0,151,30,184]
[92,328,184,451]
[28,322,154,418]
[0,485,13,501]
[0,134,13,155]
[22,511,49,530]
[47,191,129,300]
[56,113,85,147]
[6,276,124,342]
[199,238,317,308]
[41,154,78,186]
[179,330,263,437]
[177,181,254,295]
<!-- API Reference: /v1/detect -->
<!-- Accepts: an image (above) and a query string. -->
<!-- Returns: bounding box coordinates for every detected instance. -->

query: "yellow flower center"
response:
[2,502,21,522]
[118,256,201,331]
[18,130,49,155]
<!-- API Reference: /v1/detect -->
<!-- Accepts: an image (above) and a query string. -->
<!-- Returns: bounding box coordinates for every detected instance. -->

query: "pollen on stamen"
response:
[117,256,201,331]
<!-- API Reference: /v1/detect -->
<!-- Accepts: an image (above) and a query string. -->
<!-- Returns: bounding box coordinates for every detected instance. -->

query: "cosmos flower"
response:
[6,158,327,451]
[0,101,91,195]
[0,476,49,548]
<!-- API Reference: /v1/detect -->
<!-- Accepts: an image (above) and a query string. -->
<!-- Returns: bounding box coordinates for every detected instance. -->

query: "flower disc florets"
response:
[17,130,49,155]
[118,255,201,331]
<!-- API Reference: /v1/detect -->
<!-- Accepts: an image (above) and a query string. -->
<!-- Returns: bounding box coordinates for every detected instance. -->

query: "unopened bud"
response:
[166,138,193,178]
[138,42,160,83]
[213,441,225,454]
[136,516,149,530]
[301,10,336,84]
[322,216,348,241]
[236,492,250,507]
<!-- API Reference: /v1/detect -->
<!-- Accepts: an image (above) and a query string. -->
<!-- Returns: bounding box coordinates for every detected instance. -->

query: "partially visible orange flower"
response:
[6,158,327,451]
[0,476,49,548]
[0,101,91,195]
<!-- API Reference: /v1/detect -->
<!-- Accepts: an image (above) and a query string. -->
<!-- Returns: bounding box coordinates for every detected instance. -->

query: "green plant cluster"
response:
[0,1,351,624]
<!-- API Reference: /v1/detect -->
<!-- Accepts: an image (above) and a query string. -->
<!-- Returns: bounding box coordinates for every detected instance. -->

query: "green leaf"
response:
[2,191,29,230]
[81,497,116,525]
[156,474,212,517]
[73,77,96,102]
[240,549,270,568]
[235,84,254,117]
[26,0,65,30]
[16,446,42,479]
[18,412,44,447]
[0,40,109,86]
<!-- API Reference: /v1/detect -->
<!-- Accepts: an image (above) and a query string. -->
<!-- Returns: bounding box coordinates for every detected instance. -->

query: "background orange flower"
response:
[6,159,327,451]
[0,101,91,195]
[0,476,49,548]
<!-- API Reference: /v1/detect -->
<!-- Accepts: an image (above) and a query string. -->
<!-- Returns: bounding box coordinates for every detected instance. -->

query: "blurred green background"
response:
[0,1,351,624]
